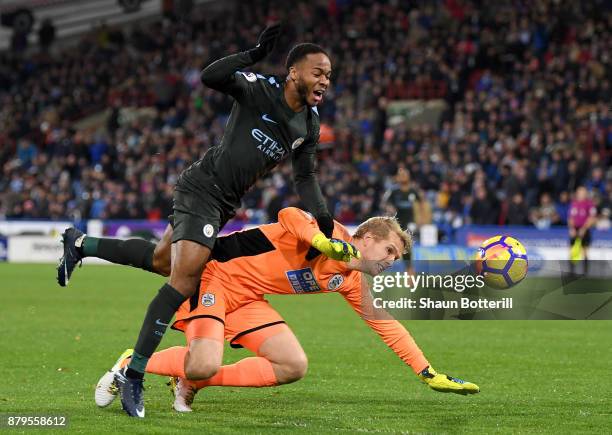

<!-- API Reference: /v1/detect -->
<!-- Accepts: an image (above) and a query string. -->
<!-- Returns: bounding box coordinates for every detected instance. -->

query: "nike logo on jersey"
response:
[261,114,277,124]
[155,319,169,327]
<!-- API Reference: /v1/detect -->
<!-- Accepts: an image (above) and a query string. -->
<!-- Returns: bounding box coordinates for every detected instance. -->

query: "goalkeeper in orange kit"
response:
[95,207,479,412]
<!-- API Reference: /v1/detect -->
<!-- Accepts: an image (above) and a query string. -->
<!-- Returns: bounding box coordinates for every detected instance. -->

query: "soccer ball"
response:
[474,235,528,289]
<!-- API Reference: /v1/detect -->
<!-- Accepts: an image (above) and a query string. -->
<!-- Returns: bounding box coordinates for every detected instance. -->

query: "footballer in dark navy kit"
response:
[176,40,328,249]
[382,167,420,270]
[56,24,359,417]
[382,167,420,236]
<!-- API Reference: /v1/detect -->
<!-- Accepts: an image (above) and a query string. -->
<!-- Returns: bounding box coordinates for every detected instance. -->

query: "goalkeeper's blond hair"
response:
[352,217,412,254]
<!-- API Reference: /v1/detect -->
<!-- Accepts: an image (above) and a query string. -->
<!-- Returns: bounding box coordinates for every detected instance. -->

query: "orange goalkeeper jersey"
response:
[203,207,354,306]
[187,207,429,373]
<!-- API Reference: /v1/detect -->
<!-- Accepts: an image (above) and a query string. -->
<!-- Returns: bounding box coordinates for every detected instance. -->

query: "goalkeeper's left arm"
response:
[339,273,480,394]
[339,275,430,374]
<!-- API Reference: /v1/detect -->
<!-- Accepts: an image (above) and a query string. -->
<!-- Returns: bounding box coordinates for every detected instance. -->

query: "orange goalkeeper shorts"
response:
[172,275,285,348]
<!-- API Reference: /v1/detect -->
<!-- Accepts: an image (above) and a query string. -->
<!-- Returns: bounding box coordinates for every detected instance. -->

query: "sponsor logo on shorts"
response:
[286,267,321,293]
[327,274,344,291]
[291,137,305,149]
[202,293,215,307]
[203,224,214,238]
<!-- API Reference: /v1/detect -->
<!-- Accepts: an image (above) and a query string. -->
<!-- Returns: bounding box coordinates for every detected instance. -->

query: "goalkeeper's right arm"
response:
[277,207,360,262]
[311,233,360,262]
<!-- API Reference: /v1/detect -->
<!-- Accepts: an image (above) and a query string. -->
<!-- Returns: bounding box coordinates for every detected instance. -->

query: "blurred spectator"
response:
[0,0,610,233]
[414,189,433,227]
[506,193,529,226]
[38,18,56,52]
[556,191,571,225]
[530,193,561,229]
[470,186,497,225]
[596,208,611,231]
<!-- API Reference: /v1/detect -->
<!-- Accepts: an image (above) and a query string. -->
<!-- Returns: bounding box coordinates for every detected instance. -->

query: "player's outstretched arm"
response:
[340,279,479,395]
[200,23,281,94]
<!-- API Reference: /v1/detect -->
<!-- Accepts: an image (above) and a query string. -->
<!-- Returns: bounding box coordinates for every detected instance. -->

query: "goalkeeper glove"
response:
[419,366,480,395]
[248,23,282,63]
[306,213,334,261]
[311,233,361,262]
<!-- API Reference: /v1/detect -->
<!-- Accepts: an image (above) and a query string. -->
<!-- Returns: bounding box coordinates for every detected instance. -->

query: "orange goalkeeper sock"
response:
[192,357,277,389]
[124,346,188,378]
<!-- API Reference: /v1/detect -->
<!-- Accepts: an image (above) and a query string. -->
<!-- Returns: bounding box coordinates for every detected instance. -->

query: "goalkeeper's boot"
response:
[419,366,480,395]
[169,377,198,412]
[95,348,133,407]
[114,367,145,418]
[57,228,85,286]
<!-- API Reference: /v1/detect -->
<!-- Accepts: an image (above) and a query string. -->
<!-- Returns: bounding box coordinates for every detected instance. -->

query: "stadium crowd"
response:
[0,0,610,239]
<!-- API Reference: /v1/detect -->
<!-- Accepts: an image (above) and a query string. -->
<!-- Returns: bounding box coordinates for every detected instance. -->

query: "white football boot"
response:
[170,377,198,412]
[95,348,133,407]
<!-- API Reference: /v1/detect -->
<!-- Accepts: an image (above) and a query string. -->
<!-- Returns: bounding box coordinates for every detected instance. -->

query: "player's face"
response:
[396,168,410,184]
[359,232,404,275]
[293,53,332,107]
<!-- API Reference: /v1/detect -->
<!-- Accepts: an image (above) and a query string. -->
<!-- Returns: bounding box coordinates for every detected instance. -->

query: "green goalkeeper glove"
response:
[311,233,361,262]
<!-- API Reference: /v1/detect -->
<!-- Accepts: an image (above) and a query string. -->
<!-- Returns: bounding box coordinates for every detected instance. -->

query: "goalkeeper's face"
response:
[355,232,404,276]
[292,53,332,107]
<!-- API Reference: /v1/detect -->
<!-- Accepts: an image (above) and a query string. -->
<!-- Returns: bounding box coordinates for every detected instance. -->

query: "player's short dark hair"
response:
[285,43,329,71]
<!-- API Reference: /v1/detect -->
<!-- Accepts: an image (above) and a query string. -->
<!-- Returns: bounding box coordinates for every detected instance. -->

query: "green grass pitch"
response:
[1,263,611,433]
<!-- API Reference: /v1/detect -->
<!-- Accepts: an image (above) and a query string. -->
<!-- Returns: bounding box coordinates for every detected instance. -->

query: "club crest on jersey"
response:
[241,72,257,82]
[202,293,215,307]
[327,274,344,291]
[203,224,214,238]
[291,137,305,149]
[286,267,321,293]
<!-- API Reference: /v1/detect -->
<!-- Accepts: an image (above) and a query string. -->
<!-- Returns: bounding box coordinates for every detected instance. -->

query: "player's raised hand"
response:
[249,23,282,63]
[311,234,361,262]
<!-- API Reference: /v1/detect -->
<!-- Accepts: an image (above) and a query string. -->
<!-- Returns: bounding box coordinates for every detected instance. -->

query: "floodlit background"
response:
[1,0,610,264]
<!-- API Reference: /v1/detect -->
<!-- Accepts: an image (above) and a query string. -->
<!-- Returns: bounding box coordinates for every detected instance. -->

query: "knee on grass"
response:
[275,353,308,384]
